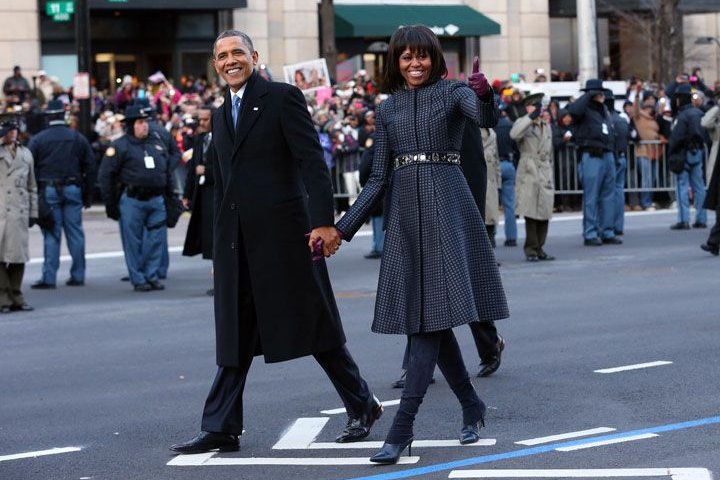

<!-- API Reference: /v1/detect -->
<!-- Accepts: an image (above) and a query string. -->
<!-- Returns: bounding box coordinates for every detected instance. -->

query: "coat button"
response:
[230,242,235,250]
[230,203,236,210]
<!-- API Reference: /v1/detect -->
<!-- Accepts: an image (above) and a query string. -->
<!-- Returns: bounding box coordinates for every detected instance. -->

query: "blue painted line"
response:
[343,415,720,480]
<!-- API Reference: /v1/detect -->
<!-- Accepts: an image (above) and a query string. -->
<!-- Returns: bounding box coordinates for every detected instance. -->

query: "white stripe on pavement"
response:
[515,427,616,445]
[594,361,673,374]
[555,432,658,451]
[308,439,496,449]
[167,453,419,466]
[448,468,713,479]
[272,417,329,450]
[28,246,184,265]
[0,447,82,462]
[321,398,400,415]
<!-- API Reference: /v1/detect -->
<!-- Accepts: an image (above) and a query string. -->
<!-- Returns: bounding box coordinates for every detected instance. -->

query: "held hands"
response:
[307,226,342,259]
[468,57,491,100]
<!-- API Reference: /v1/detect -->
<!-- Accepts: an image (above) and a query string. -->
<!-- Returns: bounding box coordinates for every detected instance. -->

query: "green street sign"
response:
[46,1,75,22]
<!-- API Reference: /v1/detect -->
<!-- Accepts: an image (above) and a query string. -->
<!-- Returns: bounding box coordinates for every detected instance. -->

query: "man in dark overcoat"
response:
[170,30,381,454]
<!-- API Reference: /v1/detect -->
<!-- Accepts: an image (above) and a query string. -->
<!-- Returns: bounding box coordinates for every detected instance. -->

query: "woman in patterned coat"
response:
[334,26,509,464]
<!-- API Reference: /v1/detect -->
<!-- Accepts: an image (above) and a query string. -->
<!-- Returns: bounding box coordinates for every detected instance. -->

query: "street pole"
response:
[75,0,91,138]
[576,0,598,85]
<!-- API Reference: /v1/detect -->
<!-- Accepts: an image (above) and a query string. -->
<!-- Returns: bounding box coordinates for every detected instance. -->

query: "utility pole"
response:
[75,0,91,138]
[576,0,599,84]
[319,0,337,82]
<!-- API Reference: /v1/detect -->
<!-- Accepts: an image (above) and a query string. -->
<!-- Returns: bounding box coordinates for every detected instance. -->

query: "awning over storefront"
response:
[335,4,501,38]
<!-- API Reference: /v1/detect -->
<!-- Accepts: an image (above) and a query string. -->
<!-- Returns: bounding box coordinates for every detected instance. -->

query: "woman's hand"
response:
[468,57,491,100]
[308,226,342,258]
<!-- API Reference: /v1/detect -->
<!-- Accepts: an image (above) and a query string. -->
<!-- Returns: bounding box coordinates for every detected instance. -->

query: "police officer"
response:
[604,90,631,236]
[28,100,96,289]
[567,79,622,246]
[668,84,707,230]
[98,106,174,292]
[131,97,181,279]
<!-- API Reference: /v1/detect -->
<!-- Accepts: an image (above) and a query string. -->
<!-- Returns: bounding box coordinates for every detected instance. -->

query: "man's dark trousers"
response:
[201,234,372,434]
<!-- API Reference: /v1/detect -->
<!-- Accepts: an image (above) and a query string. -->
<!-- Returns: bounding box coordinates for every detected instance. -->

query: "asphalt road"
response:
[1,209,719,480]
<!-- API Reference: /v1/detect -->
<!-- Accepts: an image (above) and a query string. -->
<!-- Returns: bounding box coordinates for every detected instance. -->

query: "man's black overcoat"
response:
[211,72,345,365]
[183,132,216,259]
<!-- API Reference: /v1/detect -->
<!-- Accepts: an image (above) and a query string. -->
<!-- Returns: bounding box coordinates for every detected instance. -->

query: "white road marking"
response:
[308,439,496,449]
[28,247,184,264]
[272,417,329,450]
[0,446,82,462]
[555,432,659,451]
[594,360,673,374]
[321,399,400,415]
[515,427,616,445]
[167,453,419,466]
[448,468,713,479]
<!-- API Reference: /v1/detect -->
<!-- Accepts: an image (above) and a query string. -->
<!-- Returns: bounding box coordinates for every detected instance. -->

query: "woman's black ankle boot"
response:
[369,437,414,464]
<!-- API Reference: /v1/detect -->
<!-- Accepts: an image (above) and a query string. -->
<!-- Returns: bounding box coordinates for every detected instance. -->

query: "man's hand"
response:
[468,57,491,100]
[182,197,190,209]
[308,226,341,257]
[195,165,205,176]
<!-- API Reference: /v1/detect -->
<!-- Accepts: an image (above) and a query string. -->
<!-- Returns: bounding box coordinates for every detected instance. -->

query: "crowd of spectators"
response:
[2,63,719,214]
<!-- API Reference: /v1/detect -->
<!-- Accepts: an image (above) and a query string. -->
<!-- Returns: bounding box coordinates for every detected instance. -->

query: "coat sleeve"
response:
[336,102,391,240]
[279,86,334,228]
[98,143,121,205]
[701,105,720,130]
[451,82,499,129]
[79,134,97,203]
[183,137,200,203]
[567,93,591,122]
[26,150,38,219]
[668,115,688,155]
[510,115,534,142]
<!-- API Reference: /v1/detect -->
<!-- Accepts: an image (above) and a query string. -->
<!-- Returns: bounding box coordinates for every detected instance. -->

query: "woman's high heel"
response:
[460,410,486,445]
[369,437,414,464]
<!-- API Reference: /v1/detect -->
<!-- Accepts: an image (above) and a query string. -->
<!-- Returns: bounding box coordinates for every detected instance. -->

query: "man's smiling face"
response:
[213,36,258,92]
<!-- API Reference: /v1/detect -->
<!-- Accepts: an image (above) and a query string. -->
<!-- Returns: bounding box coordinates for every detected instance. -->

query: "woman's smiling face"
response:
[399,48,432,89]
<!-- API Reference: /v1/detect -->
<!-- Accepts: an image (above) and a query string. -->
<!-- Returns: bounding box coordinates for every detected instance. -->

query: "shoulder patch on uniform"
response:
[105,147,116,157]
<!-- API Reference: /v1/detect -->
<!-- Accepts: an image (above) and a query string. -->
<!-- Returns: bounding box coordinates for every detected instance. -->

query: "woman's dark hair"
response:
[383,25,447,93]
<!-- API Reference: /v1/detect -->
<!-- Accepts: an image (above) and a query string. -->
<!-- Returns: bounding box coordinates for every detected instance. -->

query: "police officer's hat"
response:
[0,121,19,137]
[673,84,692,98]
[523,92,544,106]
[123,106,149,122]
[45,99,65,115]
[131,97,154,115]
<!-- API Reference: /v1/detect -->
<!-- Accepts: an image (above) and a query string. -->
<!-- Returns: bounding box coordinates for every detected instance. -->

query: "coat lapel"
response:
[232,73,267,159]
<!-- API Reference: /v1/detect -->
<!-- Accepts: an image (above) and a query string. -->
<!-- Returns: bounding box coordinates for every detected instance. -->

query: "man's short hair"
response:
[213,30,254,58]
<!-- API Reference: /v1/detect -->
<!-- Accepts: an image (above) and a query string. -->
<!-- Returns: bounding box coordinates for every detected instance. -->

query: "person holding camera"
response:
[0,121,37,313]
[98,106,175,292]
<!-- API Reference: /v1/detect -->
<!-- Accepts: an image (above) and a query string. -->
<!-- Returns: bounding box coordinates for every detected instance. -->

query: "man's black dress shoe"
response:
[170,431,239,454]
[391,370,435,389]
[701,243,719,256]
[670,222,690,230]
[10,303,34,312]
[66,279,84,286]
[504,239,517,247]
[537,252,555,261]
[149,280,165,291]
[477,336,505,377]
[693,222,707,229]
[602,237,622,245]
[583,238,602,246]
[336,396,383,443]
[134,283,152,292]
[369,437,413,464]
[31,281,56,290]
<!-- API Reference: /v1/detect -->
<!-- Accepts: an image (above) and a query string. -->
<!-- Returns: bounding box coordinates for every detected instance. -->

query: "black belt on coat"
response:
[394,152,461,171]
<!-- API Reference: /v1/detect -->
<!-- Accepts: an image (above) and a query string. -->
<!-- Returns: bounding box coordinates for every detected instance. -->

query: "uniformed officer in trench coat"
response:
[510,93,556,261]
[170,30,381,454]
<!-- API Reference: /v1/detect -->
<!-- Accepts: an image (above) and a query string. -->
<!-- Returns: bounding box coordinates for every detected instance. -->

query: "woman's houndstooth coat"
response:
[336,79,509,335]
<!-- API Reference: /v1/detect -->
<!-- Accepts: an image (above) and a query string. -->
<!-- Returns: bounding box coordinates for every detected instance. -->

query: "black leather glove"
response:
[82,191,93,209]
[29,217,38,228]
[106,204,120,221]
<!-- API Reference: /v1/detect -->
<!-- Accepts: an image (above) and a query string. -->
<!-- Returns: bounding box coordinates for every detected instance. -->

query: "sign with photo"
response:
[283,58,331,93]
